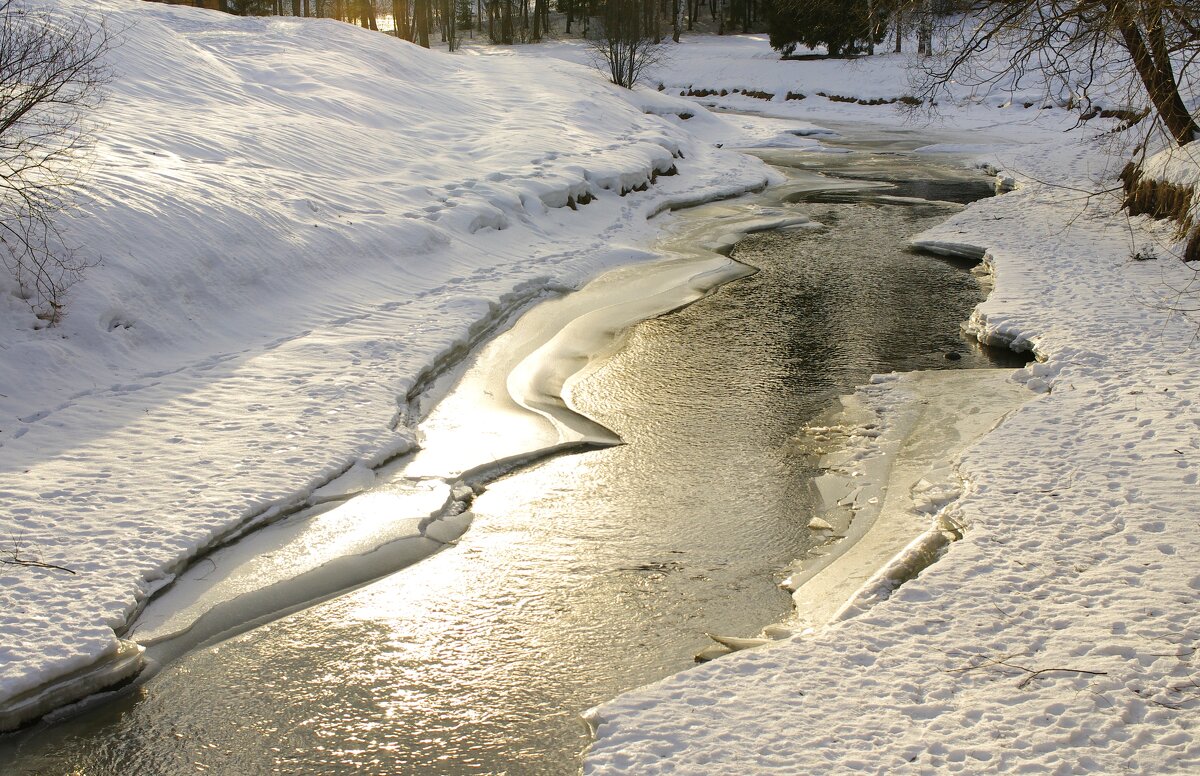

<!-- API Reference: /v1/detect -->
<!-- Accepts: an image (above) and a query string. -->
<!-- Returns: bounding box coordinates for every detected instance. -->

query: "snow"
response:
[2,5,1199,771]
[784,370,1031,631]
[582,35,1200,776]
[1141,143,1200,190]
[1136,143,1200,240]
[0,0,772,723]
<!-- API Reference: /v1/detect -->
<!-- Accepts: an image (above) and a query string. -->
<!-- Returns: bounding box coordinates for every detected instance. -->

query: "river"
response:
[0,124,1028,774]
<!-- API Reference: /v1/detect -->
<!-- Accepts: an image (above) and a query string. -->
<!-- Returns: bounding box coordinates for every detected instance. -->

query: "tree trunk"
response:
[1109,1,1198,145]
[916,0,931,56]
[531,0,541,39]
[866,0,874,55]
[445,0,457,47]
[501,0,513,43]
[393,0,409,37]
[414,0,430,44]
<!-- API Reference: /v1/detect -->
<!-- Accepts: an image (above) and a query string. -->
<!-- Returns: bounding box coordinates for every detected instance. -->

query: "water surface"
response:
[1,136,1026,775]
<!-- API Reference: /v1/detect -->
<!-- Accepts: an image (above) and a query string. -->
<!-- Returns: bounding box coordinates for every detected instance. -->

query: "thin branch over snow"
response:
[0,0,111,324]
[1,537,75,574]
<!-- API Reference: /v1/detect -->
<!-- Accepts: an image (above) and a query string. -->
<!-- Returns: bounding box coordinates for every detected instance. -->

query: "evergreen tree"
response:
[765,0,885,57]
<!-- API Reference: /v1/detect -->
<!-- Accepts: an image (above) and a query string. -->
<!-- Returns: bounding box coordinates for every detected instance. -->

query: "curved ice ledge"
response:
[0,641,144,733]
[124,199,801,677]
[785,369,1032,631]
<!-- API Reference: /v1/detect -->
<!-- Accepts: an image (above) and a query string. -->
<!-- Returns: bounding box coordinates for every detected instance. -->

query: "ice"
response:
[307,461,376,505]
[132,477,450,646]
[585,33,1200,776]
[0,1,773,723]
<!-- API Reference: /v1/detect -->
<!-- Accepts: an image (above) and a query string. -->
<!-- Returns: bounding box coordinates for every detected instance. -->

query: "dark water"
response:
[0,148,1027,775]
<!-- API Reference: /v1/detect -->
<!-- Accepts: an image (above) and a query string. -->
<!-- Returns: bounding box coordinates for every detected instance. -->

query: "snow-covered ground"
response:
[579,34,1200,776]
[0,0,778,725]
[3,4,1199,771]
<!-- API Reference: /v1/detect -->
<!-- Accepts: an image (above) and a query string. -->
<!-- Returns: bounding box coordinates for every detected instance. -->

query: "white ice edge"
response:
[827,527,955,624]
[789,369,1031,630]
[909,238,987,262]
[0,641,144,734]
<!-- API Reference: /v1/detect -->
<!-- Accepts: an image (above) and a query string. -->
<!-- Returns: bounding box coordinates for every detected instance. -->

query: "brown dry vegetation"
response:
[1121,162,1200,262]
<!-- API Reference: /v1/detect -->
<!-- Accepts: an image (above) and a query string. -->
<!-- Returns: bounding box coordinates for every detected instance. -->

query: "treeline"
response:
[764,0,947,58]
[205,0,769,48]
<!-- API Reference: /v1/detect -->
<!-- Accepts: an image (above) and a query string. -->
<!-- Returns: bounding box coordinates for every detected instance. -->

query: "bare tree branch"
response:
[1,536,75,574]
[912,0,1199,148]
[0,0,112,324]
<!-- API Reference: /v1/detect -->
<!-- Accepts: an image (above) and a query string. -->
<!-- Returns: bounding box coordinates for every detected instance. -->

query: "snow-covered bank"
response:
[0,1,775,726]
[132,199,802,670]
[785,369,1031,631]
[585,38,1200,775]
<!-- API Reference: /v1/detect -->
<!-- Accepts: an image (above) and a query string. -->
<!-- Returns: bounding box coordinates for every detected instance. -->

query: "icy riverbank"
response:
[782,369,1032,632]
[0,1,779,727]
[130,199,808,675]
[583,39,1200,774]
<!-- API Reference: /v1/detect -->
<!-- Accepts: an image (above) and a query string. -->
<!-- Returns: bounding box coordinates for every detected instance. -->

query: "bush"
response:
[589,0,665,89]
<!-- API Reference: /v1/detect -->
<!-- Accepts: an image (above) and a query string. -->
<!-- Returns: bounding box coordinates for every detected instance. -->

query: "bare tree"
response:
[0,0,111,324]
[590,0,666,88]
[914,1,1198,147]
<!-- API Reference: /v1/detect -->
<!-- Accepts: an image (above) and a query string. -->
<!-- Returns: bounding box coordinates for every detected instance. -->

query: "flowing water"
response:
[0,128,1029,775]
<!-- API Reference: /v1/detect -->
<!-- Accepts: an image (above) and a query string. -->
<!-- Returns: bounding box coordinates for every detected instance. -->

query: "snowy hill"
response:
[0,0,767,722]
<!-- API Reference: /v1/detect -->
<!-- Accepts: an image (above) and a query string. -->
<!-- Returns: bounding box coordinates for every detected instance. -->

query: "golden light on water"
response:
[0,138,1026,775]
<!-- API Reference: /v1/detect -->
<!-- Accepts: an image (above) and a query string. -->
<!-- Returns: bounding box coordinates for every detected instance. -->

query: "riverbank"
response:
[2,116,1026,771]
[781,368,1032,632]
[0,1,778,729]
[583,40,1200,774]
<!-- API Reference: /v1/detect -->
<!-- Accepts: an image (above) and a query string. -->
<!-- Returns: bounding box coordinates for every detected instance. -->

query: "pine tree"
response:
[765,0,885,57]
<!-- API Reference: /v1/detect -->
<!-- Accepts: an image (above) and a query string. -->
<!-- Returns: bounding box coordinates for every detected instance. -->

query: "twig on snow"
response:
[1,538,75,574]
[942,650,1107,688]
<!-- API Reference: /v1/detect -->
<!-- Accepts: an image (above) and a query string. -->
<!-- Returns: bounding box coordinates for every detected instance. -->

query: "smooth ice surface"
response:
[131,478,449,646]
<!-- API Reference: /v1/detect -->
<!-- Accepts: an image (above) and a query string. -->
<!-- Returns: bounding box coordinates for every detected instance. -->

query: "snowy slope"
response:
[0,0,770,714]
[583,36,1200,776]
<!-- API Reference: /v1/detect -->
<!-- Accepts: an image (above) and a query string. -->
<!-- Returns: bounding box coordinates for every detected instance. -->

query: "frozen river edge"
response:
[0,129,1031,744]
[0,188,802,735]
[784,368,1032,634]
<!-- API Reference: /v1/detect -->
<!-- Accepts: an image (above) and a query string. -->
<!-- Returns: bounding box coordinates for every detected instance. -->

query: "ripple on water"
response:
[0,151,1028,776]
